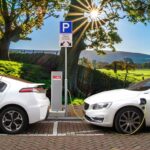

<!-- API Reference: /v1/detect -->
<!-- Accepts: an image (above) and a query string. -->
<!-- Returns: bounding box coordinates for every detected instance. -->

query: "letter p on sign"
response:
[63,23,70,32]
[60,21,72,34]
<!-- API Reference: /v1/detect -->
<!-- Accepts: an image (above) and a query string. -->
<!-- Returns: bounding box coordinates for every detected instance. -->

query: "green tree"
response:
[78,57,93,69]
[0,0,66,59]
[124,58,135,74]
[123,57,136,87]
[105,61,124,73]
[59,0,150,96]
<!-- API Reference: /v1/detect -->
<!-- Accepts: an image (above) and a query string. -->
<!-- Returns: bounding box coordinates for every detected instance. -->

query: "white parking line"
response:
[0,121,105,137]
[0,134,8,136]
[56,134,104,136]
[53,121,58,136]
[68,130,102,134]
[0,133,104,137]
[41,121,83,123]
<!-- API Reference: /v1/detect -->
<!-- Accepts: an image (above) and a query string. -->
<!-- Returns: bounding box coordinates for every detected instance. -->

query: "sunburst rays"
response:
[85,0,92,9]
[73,19,88,34]
[76,0,91,11]
[74,22,90,49]
[72,16,86,23]
[67,0,109,46]
[70,4,90,13]
[66,13,84,17]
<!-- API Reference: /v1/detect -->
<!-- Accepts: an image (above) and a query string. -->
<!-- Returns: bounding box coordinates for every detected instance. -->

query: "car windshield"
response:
[128,79,150,91]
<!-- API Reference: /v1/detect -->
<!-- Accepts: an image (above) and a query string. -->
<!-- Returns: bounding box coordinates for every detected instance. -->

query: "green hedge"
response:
[77,66,130,97]
[10,53,59,70]
[0,60,50,88]
[71,98,84,105]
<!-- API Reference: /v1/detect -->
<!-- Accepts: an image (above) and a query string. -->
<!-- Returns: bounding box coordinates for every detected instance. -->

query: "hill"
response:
[80,50,150,64]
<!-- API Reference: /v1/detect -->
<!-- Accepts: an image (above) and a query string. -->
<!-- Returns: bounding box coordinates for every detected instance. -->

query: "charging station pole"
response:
[59,21,73,116]
[65,47,68,116]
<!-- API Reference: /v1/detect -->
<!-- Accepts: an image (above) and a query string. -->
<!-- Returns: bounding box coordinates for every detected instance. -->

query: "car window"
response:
[0,81,7,92]
[128,79,150,91]
[144,81,150,87]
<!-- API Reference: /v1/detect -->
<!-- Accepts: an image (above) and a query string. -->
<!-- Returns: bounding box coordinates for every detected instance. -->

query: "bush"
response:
[0,60,50,88]
[0,60,23,77]
[10,53,59,70]
[71,98,84,105]
[77,65,130,97]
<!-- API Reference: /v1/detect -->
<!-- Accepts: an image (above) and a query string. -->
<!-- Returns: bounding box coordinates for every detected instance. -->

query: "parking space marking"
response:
[0,121,106,136]
[42,121,83,123]
[53,121,58,136]
[68,130,103,134]
[0,134,8,136]
[0,133,104,137]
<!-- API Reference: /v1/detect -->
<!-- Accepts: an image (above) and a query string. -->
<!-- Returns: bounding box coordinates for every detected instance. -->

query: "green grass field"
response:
[99,69,150,83]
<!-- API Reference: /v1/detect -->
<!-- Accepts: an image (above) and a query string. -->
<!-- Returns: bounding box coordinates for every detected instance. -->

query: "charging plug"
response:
[140,98,147,105]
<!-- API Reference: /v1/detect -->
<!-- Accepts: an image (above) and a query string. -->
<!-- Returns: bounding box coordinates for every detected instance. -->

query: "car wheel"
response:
[0,107,28,134]
[114,107,143,134]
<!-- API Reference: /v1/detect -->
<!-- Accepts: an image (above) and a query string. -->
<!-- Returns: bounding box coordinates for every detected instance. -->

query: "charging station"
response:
[49,21,73,118]
[51,71,62,111]
[49,71,65,117]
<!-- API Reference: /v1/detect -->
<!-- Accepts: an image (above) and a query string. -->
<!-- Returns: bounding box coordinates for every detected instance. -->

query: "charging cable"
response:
[67,90,85,121]
[129,105,146,135]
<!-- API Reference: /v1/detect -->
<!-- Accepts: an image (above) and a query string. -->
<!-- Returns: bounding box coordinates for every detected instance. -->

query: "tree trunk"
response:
[0,39,10,60]
[58,46,85,97]
[68,48,82,96]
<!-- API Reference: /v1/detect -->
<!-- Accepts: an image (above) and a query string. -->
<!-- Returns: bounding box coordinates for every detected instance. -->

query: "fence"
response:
[10,49,60,55]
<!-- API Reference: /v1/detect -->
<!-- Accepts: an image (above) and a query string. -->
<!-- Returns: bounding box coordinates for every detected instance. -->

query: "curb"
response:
[47,116,82,121]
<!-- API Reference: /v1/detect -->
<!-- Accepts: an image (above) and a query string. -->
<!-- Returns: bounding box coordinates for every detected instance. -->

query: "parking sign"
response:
[59,21,73,47]
[60,21,72,33]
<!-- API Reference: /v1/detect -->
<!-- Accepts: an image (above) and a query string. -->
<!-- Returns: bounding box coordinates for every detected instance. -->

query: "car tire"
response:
[114,107,144,134]
[0,106,28,134]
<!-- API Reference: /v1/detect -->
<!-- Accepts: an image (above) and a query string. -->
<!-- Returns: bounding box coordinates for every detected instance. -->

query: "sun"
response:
[89,9,99,21]
[67,0,109,48]
[84,8,100,22]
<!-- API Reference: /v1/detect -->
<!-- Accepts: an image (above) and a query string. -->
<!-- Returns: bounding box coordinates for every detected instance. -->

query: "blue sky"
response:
[10,13,150,55]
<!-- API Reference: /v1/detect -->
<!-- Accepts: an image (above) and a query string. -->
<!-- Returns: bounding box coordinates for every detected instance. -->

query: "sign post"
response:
[59,21,73,116]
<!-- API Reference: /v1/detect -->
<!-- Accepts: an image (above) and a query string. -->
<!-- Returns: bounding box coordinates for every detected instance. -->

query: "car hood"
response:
[85,89,141,104]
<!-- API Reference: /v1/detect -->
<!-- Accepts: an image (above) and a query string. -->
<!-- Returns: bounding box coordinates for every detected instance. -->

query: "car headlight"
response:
[93,102,112,110]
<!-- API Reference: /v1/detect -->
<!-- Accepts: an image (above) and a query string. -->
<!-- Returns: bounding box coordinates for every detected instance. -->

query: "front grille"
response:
[85,115,104,123]
[85,115,92,121]
[84,103,89,110]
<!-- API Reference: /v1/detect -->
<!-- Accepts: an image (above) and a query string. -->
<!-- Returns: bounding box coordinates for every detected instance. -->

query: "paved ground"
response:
[1,121,150,150]
[1,134,150,150]
[0,105,150,150]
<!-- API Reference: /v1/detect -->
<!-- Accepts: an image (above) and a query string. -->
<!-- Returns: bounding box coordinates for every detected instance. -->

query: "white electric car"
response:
[84,78,150,134]
[0,75,50,134]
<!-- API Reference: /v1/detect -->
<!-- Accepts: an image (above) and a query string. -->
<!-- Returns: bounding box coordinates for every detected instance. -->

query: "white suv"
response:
[0,75,50,134]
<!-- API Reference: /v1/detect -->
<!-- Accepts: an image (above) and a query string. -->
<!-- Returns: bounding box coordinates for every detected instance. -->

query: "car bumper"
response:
[28,99,50,124]
[84,109,114,127]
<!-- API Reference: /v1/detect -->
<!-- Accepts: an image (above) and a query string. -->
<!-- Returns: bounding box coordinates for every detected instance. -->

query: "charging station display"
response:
[51,71,63,112]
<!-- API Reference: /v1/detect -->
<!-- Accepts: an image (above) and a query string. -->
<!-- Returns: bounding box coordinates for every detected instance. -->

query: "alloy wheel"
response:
[2,110,23,132]
[119,110,141,133]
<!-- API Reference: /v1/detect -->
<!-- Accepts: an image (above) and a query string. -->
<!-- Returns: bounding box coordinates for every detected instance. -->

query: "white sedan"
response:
[84,79,150,134]
[0,75,50,134]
